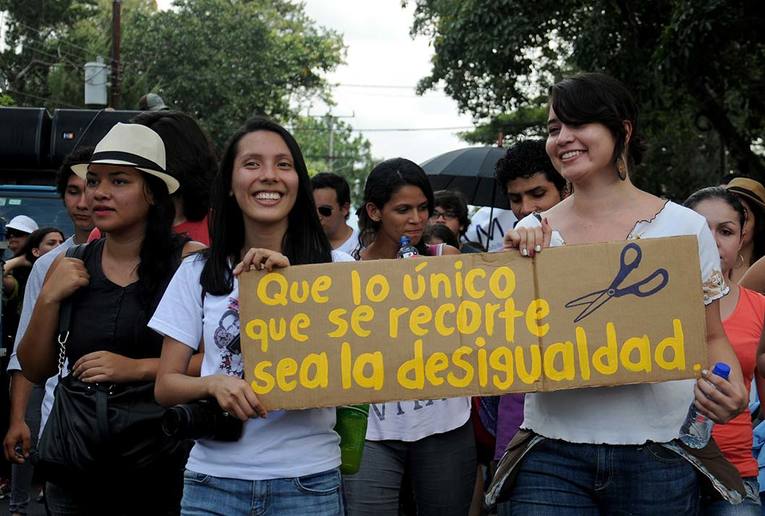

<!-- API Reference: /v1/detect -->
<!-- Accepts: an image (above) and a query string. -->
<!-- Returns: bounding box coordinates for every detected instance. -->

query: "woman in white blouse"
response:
[492,73,747,515]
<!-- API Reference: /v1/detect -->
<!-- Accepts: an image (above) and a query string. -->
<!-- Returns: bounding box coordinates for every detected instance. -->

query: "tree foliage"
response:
[292,115,377,206]
[1,0,346,146]
[0,0,100,107]
[0,0,377,191]
[120,0,345,144]
[410,0,765,199]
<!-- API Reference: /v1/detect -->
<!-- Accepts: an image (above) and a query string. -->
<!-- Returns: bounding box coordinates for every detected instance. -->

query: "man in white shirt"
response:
[3,148,94,514]
[311,172,359,255]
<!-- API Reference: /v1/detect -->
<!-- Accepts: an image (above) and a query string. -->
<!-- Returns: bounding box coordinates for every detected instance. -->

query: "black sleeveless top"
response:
[65,238,183,368]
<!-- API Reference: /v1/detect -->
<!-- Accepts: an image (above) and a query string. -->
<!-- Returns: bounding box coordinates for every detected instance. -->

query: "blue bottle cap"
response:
[711,362,731,380]
[399,236,410,246]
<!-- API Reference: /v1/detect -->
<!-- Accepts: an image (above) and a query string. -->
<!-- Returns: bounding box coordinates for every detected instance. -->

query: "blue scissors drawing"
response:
[565,242,669,323]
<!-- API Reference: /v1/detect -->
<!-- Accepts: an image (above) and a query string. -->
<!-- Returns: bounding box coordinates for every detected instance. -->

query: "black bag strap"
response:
[56,243,88,378]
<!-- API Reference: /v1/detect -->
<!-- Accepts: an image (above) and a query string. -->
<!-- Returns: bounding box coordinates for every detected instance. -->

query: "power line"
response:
[292,126,474,133]
[336,83,417,89]
[12,20,95,60]
[22,43,81,68]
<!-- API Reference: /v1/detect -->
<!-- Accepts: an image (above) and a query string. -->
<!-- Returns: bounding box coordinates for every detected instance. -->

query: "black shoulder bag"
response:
[36,244,186,486]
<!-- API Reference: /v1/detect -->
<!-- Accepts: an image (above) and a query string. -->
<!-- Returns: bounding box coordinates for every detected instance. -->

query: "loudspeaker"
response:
[49,109,140,166]
[0,107,52,168]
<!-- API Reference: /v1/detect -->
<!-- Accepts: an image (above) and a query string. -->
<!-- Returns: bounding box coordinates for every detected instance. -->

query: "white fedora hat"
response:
[71,123,180,194]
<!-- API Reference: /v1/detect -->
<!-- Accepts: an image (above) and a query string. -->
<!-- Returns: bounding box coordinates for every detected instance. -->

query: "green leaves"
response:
[1,0,345,150]
[292,115,377,206]
[411,0,765,198]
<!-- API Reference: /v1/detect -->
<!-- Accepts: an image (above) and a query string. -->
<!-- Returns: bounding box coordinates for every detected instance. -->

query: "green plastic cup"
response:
[335,404,369,475]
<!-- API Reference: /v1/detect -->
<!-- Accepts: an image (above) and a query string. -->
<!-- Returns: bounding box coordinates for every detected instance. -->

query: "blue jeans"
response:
[9,383,43,515]
[703,477,761,515]
[498,438,699,515]
[181,468,344,515]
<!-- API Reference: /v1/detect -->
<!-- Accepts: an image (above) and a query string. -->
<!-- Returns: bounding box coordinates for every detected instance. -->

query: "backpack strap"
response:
[56,244,87,377]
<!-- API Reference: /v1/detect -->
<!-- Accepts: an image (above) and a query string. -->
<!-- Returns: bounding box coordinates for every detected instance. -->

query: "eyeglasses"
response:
[430,209,458,220]
[317,206,333,217]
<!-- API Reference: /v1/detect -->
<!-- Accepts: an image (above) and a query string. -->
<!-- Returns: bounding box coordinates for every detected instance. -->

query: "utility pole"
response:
[326,113,335,172]
[110,0,122,108]
[323,111,355,173]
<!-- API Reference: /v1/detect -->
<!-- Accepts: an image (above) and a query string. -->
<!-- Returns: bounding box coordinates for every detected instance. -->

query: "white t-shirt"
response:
[7,236,74,437]
[366,398,472,442]
[465,207,517,252]
[360,245,472,442]
[335,227,360,256]
[149,250,353,480]
[516,201,727,444]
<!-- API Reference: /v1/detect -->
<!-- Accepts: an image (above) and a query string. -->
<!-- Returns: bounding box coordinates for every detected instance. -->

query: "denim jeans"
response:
[9,384,43,515]
[703,477,761,516]
[343,421,476,516]
[181,468,344,516]
[498,438,699,515]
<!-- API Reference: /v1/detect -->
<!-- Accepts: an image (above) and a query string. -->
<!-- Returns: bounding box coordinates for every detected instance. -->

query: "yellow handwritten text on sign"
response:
[239,236,707,410]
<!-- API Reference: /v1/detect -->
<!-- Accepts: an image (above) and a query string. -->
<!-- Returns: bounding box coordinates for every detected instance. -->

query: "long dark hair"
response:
[137,174,189,309]
[550,73,647,170]
[357,158,435,255]
[131,111,217,221]
[201,116,332,295]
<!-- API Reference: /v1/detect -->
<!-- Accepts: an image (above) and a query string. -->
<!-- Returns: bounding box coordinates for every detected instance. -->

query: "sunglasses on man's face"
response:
[5,230,27,239]
[317,206,333,217]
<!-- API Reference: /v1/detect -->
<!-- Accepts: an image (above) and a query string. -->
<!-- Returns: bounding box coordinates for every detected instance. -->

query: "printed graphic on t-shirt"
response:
[370,399,448,421]
[213,297,243,377]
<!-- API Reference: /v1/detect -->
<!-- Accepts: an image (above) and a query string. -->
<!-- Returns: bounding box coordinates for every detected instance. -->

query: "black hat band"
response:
[90,150,164,172]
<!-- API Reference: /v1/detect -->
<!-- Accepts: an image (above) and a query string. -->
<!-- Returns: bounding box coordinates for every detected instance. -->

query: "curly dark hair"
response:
[495,139,566,193]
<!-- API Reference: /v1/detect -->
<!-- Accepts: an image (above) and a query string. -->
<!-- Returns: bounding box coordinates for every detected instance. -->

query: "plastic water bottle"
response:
[397,236,419,259]
[679,362,731,448]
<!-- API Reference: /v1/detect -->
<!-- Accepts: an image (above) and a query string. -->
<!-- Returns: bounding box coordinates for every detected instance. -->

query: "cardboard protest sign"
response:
[239,236,707,410]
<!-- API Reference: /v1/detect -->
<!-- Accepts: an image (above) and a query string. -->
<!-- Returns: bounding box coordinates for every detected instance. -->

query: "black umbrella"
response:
[420,146,509,210]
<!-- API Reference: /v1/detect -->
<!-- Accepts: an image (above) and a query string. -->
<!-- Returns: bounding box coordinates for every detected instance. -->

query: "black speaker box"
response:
[0,107,52,168]
[49,109,140,166]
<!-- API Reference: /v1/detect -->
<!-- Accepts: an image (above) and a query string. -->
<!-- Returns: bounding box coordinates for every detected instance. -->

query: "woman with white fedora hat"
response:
[18,122,203,515]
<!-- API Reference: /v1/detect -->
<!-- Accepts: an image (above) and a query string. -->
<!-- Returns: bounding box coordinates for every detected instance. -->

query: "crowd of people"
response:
[0,72,763,515]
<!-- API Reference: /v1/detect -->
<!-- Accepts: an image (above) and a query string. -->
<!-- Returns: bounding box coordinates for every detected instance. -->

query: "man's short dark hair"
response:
[56,146,94,197]
[433,190,470,237]
[311,172,351,206]
[495,139,566,193]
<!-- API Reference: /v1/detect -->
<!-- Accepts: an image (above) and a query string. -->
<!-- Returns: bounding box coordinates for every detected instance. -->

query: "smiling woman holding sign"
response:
[489,73,748,514]
[342,158,477,516]
[150,117,352,515]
